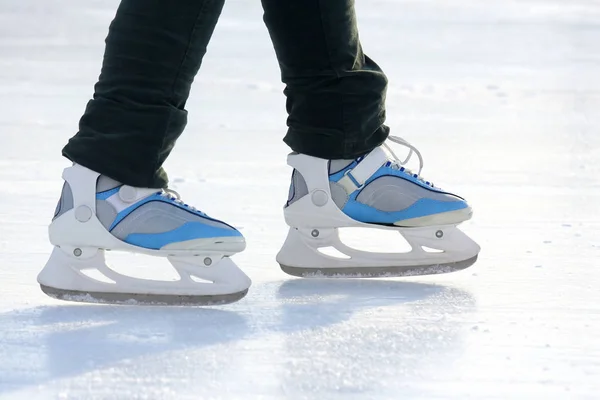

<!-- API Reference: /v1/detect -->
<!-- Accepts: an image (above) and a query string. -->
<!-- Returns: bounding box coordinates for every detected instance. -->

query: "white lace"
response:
[382,135,430,185]
[162,188,199,212]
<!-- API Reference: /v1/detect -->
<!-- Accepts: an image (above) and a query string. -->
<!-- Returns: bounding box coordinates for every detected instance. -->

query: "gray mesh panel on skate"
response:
[356,176,458,212]
[96,200,118,230]
[53,182,74,220]
[287,169,309,205]
[110,201,235,240]
[96,175,122,192]
[329,181,350,209]
[287,175,294,203]
[329,160,354,174]
[53,183,64,218]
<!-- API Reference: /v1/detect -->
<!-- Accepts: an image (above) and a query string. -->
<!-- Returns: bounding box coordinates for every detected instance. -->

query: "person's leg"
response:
[41,0,251,305]
[262,0,479,277]
[261,0,389,160]
[63,0,225,188]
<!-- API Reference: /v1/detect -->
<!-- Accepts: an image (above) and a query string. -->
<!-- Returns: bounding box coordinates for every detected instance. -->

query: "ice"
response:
[1,0,600,398]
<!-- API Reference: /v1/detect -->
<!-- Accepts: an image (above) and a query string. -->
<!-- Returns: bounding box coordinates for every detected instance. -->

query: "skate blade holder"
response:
[38,245,251,306]
[277,223,479,278]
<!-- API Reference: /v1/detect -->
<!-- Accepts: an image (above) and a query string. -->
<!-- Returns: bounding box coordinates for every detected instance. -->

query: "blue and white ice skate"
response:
[38,164,251,305]
[277,136,480,277]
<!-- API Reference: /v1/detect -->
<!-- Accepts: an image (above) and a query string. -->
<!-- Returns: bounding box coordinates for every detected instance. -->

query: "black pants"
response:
[63,0,389,188]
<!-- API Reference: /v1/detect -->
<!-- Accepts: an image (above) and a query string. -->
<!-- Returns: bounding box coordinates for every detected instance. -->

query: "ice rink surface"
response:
[1,0,599,398]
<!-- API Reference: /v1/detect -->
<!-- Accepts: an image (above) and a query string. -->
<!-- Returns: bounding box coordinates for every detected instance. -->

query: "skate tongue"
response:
[383,160,433,187]
[161,188,207,215]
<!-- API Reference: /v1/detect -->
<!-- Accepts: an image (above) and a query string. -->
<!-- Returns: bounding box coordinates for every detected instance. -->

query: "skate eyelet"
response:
[311,229,320,238]
[435,230,444,238]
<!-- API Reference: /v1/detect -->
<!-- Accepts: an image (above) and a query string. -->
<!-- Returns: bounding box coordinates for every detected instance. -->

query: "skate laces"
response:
[383,135,433,187]
[162,188,200,212]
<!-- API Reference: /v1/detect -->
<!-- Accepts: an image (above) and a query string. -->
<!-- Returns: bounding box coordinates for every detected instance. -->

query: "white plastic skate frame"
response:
[38,164,251,305]
[276,143,480,277]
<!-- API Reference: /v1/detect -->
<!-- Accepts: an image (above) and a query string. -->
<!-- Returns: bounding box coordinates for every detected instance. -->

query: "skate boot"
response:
[277,136,480,277]
[38,164,251,305]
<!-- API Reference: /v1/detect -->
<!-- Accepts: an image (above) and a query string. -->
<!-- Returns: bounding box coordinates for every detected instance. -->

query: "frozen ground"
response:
[1,0,600,398]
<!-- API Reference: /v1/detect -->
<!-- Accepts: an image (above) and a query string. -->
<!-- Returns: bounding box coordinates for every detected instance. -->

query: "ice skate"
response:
[277,136,480,278]
[38,164,251,305]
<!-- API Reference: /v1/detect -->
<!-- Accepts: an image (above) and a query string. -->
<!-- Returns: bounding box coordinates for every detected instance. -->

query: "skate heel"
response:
[49,164,123,250]
[283,153,357,229]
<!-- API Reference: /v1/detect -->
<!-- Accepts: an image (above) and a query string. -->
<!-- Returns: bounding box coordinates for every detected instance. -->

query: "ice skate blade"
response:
[38,247,252,306]
[279,254,478,278]
[39,285,248,306]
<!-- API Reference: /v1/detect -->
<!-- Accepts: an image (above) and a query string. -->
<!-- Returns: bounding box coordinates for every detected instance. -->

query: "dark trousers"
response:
[63,0,389,188]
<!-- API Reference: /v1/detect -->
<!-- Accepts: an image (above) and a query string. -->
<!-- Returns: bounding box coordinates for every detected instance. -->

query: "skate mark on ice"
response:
[0,281,475,397]
[0,306,250,395]
[273,280,475,327]
[271,281,476,396]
